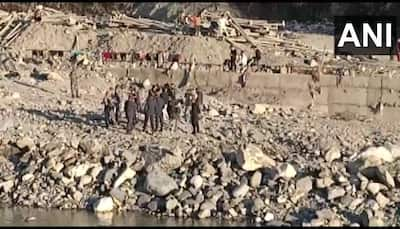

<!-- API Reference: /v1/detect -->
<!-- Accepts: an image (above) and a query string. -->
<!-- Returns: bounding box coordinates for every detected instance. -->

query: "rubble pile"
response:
[1,73,400,226]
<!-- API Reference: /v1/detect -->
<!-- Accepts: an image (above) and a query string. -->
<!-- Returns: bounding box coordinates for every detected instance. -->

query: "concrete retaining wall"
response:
[106,67,400,121]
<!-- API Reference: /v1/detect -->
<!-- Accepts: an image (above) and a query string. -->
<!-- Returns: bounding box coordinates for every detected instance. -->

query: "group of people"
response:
[227,47,262,73]
[102,83,204,135]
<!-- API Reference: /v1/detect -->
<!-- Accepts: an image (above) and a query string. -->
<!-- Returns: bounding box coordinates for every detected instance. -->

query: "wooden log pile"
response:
[0,12,31,47]
[108,15,175,33]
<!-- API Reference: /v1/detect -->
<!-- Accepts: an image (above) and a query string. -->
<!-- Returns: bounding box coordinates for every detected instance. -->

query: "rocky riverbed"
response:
[1,74,400,226]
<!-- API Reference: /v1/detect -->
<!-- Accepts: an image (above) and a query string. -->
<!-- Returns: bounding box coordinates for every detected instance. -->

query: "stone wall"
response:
[106,67,400,121]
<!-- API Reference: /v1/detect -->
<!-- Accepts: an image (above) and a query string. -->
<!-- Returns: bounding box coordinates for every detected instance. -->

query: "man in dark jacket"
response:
[191,96,201,135]
[103,88,114,128]
[124,93,137,134]
[113,85,122,125]
[230,47,237,72]
[155,91,165,132]
[195,87,203,110]
[184,90,193,122]
[143,91,157,133]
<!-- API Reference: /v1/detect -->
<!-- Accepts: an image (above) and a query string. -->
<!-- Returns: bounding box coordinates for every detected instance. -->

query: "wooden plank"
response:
[4,22,30,47]
[0,15,15,38]
[226,12,257,47]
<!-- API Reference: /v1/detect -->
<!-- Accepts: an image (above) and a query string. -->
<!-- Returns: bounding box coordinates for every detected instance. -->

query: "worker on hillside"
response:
[190,14,202,36]
[143,90,157,134]
[103,88,114,128]
[69,54,82,99]
[124,93,138,134]
[190,94,201,135]
[113,85,122,125]
[230,47,237,72]
[34,5,43,22]
[155,89,165,132]
[184,89,193,122]
[195,87,204,111]
[168,98,181,132]
[254,48,262,71]
[239,50,248,72]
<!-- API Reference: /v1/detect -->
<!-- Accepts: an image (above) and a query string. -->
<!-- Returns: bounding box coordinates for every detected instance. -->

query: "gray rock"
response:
[16,137,35,151]
[325,145,341,163]
[361,167,395,188]
[177,190,192,202]
[236,144,276,171]
[250,171,262,188]
[103,168,118,186]
[121,151,137,166]
[201,162,217,177]
[327,186,346,200]
[278,163,297,179]
[93,197,114,212]
[264,212,274,222]
[147,200,158,212]
[375,192,390,208]
[79,137,103,155]
[198,209,211,219]
[166,198,179,211]
[367,182,383,195]
[143,145,183,174]
[252,197,265,212]
[190,175,203,189]
[316,208,335,220]
[232,184,249,198]
[136,193,152,207]
[0,180,14,193]
[145,170,178,197]
[200,199,217,211]
[110,188,126,205]
[113,167,136,188]
[296,176,313,194]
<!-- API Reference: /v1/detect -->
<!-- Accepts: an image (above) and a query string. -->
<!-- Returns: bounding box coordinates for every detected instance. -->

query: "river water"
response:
[0,207,254,226]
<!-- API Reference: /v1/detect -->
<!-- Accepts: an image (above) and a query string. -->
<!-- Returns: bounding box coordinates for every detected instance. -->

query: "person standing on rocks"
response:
[155,89,165,132]
[168,97,181,132]
[143,90,157,134]
[113,85,122,125]
[184,89,193,122]
[190,95,201,135]
[69,54,81,99]
[239,50,248,73]
[230,47,237,72]
[124,93,137,134]
[103,88,114,128]
[254,48,262,71]
[195,87,204,111]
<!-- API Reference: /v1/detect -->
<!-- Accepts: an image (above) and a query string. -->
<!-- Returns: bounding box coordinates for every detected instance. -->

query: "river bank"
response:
[0,207,252,226]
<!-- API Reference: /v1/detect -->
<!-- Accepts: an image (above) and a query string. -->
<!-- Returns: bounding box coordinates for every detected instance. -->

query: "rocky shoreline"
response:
[1,83,400,226]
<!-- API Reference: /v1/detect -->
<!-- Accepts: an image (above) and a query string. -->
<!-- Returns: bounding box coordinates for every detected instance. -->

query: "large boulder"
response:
[65,163,92,178]
[278,163,297,179]
[358,146,393,164]
[79,137,103,155]
[236,144,276,171]
[113,167,136,188]
[384,143,400,160]
[16,137,35,151]
[250,104,269,115]
[45,72,63,81]
[145,169,178,197]
[93,197,114,213]
[142,145,183,173]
